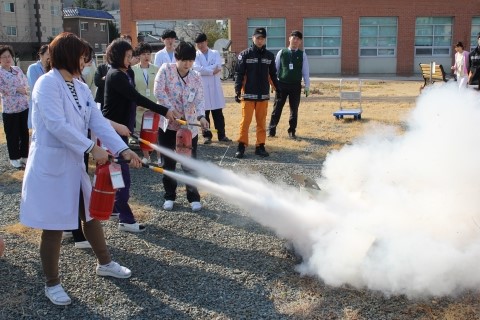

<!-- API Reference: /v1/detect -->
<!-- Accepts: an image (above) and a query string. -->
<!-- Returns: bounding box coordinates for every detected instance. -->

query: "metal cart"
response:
[333,79,362,120]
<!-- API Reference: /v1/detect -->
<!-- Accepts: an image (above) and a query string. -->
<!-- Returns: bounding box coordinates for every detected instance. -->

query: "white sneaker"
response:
[163,200,174,211]
[96,261,131,278]
[74,240,92,249]
[62,232,73,239]
[141,157,150,165]
[118,222,146,233]
[191,201,202,212]
[10,159,22,168]
[45,284,71,305]
[20,157,28,165]
[157,157,164,167]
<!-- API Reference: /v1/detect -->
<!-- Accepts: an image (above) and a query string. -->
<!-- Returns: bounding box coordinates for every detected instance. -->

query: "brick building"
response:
[119,0,480,76]
[63,7,114,54]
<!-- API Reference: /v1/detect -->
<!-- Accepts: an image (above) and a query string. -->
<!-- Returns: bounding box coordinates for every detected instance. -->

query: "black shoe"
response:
[255,144,269,157]
[204,138,212,145]
[288,131,297,139]
[235,143,245,158]
[219,136,232,142]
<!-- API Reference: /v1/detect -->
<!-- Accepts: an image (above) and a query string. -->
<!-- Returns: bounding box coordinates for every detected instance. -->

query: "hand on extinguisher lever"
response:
[91,145,109,165]
[120,149,142,168]
[199,117,209,131]
[166,109,181,122]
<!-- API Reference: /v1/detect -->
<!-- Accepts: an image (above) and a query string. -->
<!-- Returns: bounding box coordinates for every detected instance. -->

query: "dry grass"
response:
[221,79,417,162]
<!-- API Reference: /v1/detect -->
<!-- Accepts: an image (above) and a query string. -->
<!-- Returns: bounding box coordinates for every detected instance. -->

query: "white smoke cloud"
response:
[153,83,480,297]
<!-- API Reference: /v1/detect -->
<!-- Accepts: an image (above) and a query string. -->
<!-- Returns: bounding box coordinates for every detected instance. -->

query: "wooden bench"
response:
[419,63,448,89]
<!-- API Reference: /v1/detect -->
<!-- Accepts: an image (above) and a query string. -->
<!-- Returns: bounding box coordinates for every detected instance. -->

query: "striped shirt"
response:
[65,80,81,109]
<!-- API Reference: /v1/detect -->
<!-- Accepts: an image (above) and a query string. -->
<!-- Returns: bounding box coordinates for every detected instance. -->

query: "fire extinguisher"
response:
[176,126,193,157]
[89,162,116,220]
[139,110,160,152]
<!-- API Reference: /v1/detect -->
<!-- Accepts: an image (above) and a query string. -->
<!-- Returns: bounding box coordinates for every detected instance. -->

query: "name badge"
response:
[109,163,125,189]
[145,88,151,97]
[289,63,294,70]
[187,89,196,102]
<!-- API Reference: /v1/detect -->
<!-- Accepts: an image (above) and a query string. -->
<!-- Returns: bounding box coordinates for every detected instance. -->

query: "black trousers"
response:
[202,109,227,140]
[268,82,302,135]
[2,109,29,160]
[159,129,200,202]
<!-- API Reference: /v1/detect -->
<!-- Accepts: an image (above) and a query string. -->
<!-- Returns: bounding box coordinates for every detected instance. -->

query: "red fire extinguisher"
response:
[140,111,160,152]
[89,162,116,220]
[176,126,192,157]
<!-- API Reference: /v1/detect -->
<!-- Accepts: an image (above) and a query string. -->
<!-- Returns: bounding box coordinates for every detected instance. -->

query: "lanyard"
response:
[142,68,149,85]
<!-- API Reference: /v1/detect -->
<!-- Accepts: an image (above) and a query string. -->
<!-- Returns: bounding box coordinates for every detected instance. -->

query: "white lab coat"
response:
[153,48,176,67]
[193,48,225,110]
[20,69,127,230]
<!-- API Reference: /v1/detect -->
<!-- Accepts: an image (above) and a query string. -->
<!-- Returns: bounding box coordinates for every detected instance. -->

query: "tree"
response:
[108,21,120,42]
[93,0,105,10]
[199,20,229,49]
[74,0,93,8]
[74,0,105,9]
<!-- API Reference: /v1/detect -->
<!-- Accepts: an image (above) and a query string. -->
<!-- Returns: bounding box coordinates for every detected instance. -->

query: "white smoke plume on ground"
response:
[154,83,480,298]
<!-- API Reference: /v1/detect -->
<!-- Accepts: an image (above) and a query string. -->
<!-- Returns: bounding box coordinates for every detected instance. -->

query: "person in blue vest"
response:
[268,30,310,139]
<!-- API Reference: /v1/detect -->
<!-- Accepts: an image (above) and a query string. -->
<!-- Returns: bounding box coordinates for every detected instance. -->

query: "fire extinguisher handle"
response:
[130,133,140,140]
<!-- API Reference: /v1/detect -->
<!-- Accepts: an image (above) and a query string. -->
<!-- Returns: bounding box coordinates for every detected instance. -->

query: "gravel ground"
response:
[1,123,480,319]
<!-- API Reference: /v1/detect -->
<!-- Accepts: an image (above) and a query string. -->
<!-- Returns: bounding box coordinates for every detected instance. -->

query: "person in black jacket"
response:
[93,63,109,109]
[469,32,480,90]
[102,38,179,233]
[234,27,281,158]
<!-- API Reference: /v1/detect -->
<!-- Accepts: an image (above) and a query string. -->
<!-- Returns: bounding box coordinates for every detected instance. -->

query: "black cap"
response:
[290,30,303,39]
[194,32,207,43]
[161,29,177,39]
[253,27,267,38]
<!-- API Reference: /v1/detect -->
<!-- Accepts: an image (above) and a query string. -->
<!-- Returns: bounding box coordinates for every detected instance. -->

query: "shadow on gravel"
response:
[102,244,287,319]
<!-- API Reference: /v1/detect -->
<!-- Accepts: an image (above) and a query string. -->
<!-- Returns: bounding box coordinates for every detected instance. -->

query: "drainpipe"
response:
[34,0,41,45]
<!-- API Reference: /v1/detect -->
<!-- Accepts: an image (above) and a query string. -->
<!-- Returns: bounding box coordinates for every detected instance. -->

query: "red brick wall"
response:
[120,0,480,75]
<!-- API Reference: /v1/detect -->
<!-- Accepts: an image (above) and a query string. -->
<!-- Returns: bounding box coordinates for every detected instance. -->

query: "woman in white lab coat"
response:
[19,32,142,306]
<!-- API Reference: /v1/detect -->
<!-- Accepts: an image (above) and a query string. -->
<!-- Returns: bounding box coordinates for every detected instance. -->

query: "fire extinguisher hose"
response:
[176,119,218,132]
[109,155,164,174]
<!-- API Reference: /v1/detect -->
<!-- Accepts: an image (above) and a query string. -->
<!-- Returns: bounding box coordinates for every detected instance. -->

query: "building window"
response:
[101,44,107,52]
[415,17,452,56]
[80,22,88,31]
[359,17,397,57]
[100,23,107,32]
[4,3,14,12]
[471,17,480,50]
[6,26,17,36]
[95,43,99,48]
[304,17,341,56]
[51,5,59,16]
[94,23,98,28]
[247,18,285,54]
[52,27,60,36]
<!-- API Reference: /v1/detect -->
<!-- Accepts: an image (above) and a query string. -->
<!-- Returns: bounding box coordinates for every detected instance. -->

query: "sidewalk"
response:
[310,75,420,82]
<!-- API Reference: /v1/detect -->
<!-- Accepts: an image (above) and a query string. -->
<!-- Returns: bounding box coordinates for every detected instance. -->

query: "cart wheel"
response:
[220,66,230,81]
[340,115,344,119]
[335,115,339,120]
[358,114,362,120]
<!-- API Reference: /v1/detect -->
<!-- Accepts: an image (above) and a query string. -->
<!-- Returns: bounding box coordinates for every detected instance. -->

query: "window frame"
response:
[414,16,452,57]
[100,23,107,32]
[6,26,17,36]
[471,17,480,51]
[303,17,342,57]
[4,3,15,13]
[80,22,89,31]
[359,17,398,57]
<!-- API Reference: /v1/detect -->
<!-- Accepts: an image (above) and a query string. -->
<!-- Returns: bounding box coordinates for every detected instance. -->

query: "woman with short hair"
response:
[20,32,143,306]
[27,44,50,128]
[154,41,209,212]
[102,38,179,233]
